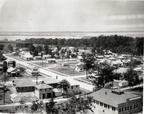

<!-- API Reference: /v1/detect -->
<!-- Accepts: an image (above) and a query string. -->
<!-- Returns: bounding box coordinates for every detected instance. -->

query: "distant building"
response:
[75,63,84,72]
[90,88,142,114]
[46,58,56,64]
[35,84,53,99]
[113,80,128,88]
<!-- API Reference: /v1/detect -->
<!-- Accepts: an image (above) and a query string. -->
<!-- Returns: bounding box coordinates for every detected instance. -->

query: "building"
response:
[75,63,84,72]
[46,58,56,63]
[20,51,33,60]
[35,84,53,99]
[53,88,62,97]
[90,88,142,114]
[15,79,35,92]
[113,80,128,88]
[34,56,42,60]
[67,84,80,95]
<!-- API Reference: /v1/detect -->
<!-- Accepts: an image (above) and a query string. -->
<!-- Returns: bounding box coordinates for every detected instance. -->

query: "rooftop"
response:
[35,84,53,89]
[90,88,141,107]
[15,79,35,87]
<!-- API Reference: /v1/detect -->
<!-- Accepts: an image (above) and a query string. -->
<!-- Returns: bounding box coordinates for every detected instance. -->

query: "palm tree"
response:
[58,79,70,97]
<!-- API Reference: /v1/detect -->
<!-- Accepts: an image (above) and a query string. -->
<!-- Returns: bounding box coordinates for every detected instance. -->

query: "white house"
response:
[20,52,33,60]
[46,58,56,63]
[75,63,84,72]
[35,84,53,99]
[67,84,80,95]
[113,80,128,88]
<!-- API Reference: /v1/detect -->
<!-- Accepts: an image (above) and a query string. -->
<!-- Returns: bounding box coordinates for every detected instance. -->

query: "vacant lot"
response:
[33,61,85,76]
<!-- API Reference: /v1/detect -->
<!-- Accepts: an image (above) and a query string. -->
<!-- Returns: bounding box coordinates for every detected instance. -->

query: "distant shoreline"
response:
[0,31,144,41]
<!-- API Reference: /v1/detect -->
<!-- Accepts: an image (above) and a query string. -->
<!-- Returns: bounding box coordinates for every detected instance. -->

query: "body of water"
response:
[0,31,144,40]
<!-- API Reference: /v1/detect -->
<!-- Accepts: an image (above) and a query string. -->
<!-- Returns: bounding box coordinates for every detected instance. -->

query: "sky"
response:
[0,0,144,32]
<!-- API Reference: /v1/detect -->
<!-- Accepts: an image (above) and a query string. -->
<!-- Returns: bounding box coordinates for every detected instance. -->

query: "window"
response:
[127,106,129,110]
[130,106,132,109]
[121,108,123,112]
[136,104,138,108]
[119,108,121,112]
[112,107,115,111]
[125,107,127,111]
[104,104,107,108]
[134,105,136,108]
[107,105,110,109]
[100,102,103,106]
[71,86,73,89]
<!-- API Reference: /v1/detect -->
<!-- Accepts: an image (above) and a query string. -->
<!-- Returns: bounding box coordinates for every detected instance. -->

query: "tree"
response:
[31,101,39,113]
[93,65,114,87]
[28,44,35,53]
[58,79,70,97]
[2,61,8,72]
[44,45,49,55]
[63,95,94,114]
[124,68,141,87]
[46,98,58,114]
[7,44,13,52]
[12,61,16,68]
[33,48,38,56]
[83,53,95,78]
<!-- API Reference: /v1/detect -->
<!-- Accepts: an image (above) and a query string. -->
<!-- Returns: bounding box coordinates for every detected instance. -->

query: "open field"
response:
[33,61,85,76]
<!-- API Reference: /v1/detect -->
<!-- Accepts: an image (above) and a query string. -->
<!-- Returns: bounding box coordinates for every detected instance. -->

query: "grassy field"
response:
[33,61,85,76]
[49,66,85,76]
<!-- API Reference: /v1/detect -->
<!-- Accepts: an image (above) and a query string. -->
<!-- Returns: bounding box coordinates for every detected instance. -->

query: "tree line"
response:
[25,35,143,55]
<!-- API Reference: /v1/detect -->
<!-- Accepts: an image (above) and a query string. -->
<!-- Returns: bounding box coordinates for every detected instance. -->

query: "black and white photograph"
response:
[0,0,143,114]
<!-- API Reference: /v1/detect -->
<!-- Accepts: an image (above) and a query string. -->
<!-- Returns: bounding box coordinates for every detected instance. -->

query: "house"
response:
[111,60,123,67]
[46,58,56,64]
[96,55,104,60]
[35,84,53,99]
[113,80,128,88]
[67,84,80,95]
[34,56,42,60]
[42,54,51,60]
[20,51,33,60]
[14,79,35,92]
[115,67,128,74]
[26,65,39,76]
[75,63,84,72]
[90,88,142,114]
[53,88,62,97]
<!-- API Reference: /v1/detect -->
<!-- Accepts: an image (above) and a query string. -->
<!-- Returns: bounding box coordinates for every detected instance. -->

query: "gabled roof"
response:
[90,88,141,107]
